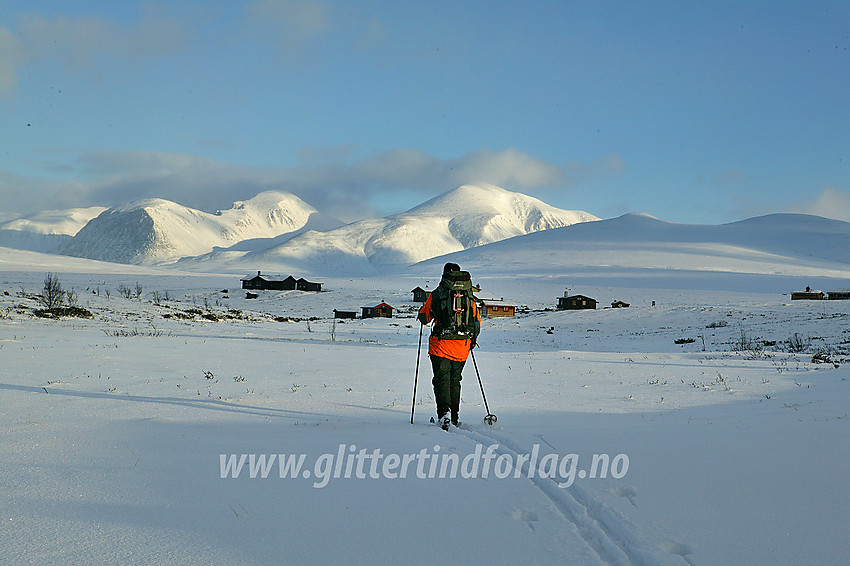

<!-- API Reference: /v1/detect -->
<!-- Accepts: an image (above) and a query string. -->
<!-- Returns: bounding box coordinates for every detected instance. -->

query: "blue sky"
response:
[1,1,848,223]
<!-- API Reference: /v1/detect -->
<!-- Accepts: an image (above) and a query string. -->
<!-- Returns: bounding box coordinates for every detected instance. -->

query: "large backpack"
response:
[431,270,479,342]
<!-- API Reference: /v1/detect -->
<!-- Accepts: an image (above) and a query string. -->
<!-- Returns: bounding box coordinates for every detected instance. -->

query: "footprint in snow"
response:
[610,484,638,506]
[511,509,539,531]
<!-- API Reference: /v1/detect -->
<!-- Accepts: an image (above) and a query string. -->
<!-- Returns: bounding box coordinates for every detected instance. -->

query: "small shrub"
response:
[35,306,94,319]
[788,333,811,353]
[40,272,65,309]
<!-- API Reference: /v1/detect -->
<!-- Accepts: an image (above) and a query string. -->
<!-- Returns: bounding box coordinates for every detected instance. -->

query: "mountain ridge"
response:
[60,191,343,264]
[411,211,850,290]
[238,183,599,274]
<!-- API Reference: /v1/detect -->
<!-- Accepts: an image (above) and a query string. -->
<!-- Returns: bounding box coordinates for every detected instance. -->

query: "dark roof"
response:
[240,272,288,281]
[362,302,394,309]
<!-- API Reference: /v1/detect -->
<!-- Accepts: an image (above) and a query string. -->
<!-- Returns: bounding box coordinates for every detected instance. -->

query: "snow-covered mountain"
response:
[0,207,108,253]
[61,191,342,264]
[414,212,850,291]
[239,183,599,273]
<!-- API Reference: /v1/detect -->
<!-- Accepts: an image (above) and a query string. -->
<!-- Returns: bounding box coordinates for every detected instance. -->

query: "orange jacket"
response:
[418,291,480,362]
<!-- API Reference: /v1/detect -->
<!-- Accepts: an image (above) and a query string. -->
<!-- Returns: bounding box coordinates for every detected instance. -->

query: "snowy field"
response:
[2,258,849,565]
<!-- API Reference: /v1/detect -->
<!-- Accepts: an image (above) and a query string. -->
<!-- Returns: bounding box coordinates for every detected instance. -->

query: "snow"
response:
[2,208,849,565]
[414,212,850,292]
[0,207,108,253]
[60,191,342,265]
[199,183,599,274]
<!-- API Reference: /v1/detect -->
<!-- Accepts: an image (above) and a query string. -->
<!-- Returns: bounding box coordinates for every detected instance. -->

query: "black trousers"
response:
[430,354,465,423]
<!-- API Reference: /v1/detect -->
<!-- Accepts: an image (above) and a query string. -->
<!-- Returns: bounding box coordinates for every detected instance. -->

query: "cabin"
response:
[361,302,394,318]
[241,272,295,290]
[611,300,631,308]
[557,293,597,310]
[827,289,850,300]
[240,272,321,292]
[296,278,323,292]
[479,299,516,318]
[411,286,431,303]
[333,309,357,319]
[791,286,824,300]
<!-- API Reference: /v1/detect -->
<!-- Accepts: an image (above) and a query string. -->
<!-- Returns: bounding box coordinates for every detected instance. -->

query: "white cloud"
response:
[0,148,575,222]
[0,8,185,94]
[0,26,23,94]
[243,0,329,53]
[789,187,850,222]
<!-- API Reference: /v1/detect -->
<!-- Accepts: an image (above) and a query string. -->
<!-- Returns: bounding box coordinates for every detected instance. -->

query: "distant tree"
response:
[39,273,65,309]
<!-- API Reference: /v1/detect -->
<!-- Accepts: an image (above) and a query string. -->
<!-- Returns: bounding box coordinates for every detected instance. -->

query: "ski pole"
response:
[470,349,497,425]
[410,323,424,424]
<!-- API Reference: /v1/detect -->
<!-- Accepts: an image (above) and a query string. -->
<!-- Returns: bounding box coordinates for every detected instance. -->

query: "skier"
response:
[418,262,481,430]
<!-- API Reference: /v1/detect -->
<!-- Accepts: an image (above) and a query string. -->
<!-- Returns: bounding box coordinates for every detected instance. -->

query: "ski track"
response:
[452,425,691,566]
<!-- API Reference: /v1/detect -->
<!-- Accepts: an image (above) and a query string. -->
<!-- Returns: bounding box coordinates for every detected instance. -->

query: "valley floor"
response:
[1,270,848,565]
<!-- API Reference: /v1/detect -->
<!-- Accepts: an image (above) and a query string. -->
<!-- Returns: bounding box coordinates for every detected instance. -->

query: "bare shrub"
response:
[788,333,811,353]
[116,284,132,299]
[40,273,65,309]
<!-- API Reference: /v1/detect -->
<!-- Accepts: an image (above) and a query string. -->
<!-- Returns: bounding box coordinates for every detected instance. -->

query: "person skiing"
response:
[417,262,481,430]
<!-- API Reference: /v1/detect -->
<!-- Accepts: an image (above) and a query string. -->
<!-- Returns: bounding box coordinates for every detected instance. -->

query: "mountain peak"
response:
[61,190,334,264]
[250,184,599,273]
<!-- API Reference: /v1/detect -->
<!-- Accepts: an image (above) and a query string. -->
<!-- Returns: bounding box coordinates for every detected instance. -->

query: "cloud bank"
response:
[0,6,185,96]
[0,148,575,222]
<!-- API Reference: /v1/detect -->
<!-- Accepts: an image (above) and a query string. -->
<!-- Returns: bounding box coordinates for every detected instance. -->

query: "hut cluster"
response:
[238,271,848,321]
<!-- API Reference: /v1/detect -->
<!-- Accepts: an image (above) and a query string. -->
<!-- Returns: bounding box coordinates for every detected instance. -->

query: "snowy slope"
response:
[60,191,342,264]
[0,206,108,253]
[415,212,850,291]
[242,183,598,274]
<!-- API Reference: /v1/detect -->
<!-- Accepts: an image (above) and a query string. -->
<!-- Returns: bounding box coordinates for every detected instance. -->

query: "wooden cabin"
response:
[240,272,321,291]
[557,293,597,310]
[827,289,850,300]
[241,272,295,290]
[791,286,824,300]
[479,299,516,318]
[333,309,357,319]
[361,302,394,318]
[296,277,323,292]
[411,286,431,303]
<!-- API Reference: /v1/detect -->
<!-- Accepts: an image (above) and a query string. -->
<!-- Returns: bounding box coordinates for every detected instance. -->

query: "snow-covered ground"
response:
[2,257,848,565]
